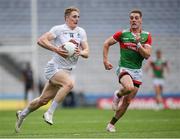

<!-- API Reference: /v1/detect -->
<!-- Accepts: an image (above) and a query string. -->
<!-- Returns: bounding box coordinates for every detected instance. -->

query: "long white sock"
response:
[20,107,31,118]
[47,100,59,114]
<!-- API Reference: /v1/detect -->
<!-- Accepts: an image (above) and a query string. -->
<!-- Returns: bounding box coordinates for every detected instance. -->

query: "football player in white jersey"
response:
[15,7,89,133]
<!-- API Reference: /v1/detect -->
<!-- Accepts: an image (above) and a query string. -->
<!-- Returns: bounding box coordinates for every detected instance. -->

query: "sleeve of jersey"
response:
[49,26,58,38]
[113,31,122,42]
[145,33,152,45]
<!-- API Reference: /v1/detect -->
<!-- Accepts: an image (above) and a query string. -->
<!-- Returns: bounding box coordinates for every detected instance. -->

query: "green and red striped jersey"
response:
[113,29,152,69]
[150,58,167,78]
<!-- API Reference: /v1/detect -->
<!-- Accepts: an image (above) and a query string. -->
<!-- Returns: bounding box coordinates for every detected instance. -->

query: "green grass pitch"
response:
[0,108,180,138]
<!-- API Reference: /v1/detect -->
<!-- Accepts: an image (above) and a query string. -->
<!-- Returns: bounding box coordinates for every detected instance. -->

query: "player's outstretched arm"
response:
[103,36,117,70]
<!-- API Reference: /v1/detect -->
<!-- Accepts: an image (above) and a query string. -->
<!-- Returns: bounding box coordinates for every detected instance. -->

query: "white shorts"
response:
[153,78,164,86]
[44,61,72,80]
[116,67,143,86]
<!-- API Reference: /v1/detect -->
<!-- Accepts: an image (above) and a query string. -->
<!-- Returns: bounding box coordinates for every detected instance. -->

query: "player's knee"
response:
[64,81,74,90]
[125,86,134,94]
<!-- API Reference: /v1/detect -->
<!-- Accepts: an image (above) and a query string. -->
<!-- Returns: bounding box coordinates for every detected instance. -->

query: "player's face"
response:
[129,13,142,29]
[156,51,162,59]
[66,11,80,29]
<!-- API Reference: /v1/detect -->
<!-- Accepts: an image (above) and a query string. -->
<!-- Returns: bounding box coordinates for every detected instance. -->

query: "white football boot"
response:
[15,110,25,133]
[112,90,121,111]
[106,123,116,132]
[43,111,53,125]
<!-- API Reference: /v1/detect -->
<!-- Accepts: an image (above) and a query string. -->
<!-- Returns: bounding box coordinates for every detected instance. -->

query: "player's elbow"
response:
[144,53,151,59]
[82,53,89,58]
[84,54,89,58]
[37,38,42,46]
[103,41,110,49]
[81,50,89,58]
[145,50,151,59]
[143,44,152,59]
[37,37,45,47]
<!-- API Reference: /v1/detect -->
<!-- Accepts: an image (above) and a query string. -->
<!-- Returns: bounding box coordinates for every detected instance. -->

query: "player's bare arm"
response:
[37,32,69,58]
[37,32,57,51]
[103,36,117,70]
[138,43,152,59]
[134,34,152,59]
[78,41,89,58]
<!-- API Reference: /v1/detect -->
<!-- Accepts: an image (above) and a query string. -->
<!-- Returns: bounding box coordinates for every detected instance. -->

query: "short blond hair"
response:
[64,7,80,19]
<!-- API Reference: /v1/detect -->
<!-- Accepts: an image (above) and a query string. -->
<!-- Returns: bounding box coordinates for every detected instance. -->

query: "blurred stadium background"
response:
[0,0,180,110]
